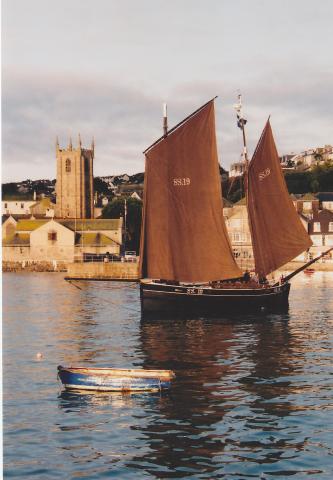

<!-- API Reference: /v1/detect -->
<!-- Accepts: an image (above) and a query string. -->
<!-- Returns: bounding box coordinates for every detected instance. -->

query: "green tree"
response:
[101,197,143,253]
[285,172,312,194]
[94,177,110,195]
[2,183,20,197]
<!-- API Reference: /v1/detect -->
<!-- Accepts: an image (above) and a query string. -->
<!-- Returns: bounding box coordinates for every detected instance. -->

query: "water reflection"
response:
[129,313,312,477]
[58,390,155,414]
[4,273,333,479]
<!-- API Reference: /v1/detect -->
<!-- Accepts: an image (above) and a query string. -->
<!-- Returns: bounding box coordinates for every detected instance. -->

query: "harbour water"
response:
[3,272,333,479]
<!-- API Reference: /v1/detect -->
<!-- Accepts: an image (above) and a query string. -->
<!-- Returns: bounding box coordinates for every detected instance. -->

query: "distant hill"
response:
[1,173,144,200]
[2,164,332,202]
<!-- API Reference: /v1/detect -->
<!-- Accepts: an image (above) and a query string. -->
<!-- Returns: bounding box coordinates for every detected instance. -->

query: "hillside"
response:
[2,164,332,202]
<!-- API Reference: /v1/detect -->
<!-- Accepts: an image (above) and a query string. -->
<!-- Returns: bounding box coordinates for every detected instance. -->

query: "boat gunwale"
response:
[58,366,175,379]
[61,384,164,392]
[140,280,288,296]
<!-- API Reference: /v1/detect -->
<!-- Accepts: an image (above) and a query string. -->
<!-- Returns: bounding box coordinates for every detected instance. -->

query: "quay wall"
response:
[3,261,68,272]
[3,260,332,275]
[278,261,333,272]
[65,261,140,280]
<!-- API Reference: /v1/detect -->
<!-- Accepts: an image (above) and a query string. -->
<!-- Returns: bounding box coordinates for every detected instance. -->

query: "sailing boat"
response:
[139,98,312,314]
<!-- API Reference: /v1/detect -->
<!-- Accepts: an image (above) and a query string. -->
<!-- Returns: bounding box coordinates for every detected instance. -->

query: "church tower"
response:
[55,136,94,218]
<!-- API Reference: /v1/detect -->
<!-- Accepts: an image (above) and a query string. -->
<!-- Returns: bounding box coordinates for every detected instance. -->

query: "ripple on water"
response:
[3,272,333,478]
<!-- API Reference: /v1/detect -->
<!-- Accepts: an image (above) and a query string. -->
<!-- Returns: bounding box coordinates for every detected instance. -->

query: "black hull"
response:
[140,281,290,316]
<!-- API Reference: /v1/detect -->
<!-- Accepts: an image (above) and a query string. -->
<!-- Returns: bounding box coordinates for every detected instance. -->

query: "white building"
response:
[2,200,36,216]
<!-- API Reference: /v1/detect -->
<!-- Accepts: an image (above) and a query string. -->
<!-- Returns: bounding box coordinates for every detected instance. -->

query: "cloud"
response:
[2,71,161,181]
[2,67,332,182]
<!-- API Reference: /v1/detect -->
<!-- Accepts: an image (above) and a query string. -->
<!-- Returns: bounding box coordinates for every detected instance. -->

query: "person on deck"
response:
[242,270,250,282]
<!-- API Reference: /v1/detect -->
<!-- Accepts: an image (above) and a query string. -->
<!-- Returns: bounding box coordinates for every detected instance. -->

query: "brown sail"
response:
[139,100,242,283]
[247,120,312,277]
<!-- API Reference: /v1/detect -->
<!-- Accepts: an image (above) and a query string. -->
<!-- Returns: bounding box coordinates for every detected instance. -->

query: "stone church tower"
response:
[55,136,94,218]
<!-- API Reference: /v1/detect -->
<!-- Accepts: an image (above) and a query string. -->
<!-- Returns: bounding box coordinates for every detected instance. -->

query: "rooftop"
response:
[234,197,247,206]
[299,193,318,201]
[59,218,122,231]
[316,192,333,201]
[75,232,120,246]
[16,219,49,231]
[3,233,30,246]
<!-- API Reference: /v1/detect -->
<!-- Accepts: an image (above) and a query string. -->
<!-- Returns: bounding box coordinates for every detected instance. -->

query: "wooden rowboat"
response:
[57,365,175,392]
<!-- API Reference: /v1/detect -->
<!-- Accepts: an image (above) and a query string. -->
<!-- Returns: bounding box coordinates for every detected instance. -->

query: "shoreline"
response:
[3,260,333,274]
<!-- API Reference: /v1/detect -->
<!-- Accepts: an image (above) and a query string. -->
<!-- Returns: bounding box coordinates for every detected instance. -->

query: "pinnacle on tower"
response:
[78,133,82,148]
[68,137,73,150]
[91,137,95,157]
[56,136,59,151]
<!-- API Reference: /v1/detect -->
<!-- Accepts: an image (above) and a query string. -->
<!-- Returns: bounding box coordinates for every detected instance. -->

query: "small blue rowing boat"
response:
[57,365,175,392]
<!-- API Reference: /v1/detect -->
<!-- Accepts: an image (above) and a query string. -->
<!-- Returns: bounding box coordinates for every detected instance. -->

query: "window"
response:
[4,203,7,208]
[329,222,333,232]
[21,203,24,209]
[48,231,57,241]
[313,222,321,232]
[65,158,71,172]
[311,235,322,246]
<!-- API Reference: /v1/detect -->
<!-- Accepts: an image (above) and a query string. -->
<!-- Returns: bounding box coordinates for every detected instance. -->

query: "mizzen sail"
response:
[139,100,242,283]
[247,120,312,277]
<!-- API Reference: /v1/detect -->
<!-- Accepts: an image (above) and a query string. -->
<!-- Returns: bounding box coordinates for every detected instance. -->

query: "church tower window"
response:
[65,159,71,172]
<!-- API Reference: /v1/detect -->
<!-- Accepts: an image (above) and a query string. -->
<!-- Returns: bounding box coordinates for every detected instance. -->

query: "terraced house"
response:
[2,218,123,265]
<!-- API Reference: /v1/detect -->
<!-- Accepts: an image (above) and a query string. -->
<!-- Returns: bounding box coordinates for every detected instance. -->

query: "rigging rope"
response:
[65,279,140,312]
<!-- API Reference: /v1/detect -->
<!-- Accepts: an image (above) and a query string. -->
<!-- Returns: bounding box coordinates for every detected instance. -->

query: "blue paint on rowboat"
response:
[57,365,175,392]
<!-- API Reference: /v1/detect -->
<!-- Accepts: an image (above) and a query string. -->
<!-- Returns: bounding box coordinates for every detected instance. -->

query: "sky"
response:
[2,0,333,182]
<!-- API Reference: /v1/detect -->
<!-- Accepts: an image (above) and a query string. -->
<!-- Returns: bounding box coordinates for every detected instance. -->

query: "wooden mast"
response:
[143,97,218,154]
[163,102,168,137]
[234,93,249,270]
[234,93,249,185]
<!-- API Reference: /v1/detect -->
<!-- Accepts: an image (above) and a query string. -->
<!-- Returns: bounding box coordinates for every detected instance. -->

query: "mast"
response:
[234,93,250,270]
[143,97,218,154]
[163,103,168,137]
[234,93,249,188]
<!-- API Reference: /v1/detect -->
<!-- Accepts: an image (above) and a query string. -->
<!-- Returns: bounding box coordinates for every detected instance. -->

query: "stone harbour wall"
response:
[279,261,333,272]
[65,261,140,280]
[3,260,68,272]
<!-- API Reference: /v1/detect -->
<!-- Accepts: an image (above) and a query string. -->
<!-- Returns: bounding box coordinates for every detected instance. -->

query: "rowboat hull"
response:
[57,366,175,392]
[140,280,290,315]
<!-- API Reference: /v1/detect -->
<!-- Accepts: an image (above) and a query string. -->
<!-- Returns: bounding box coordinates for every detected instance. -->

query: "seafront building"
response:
[2,217,123,265]
[288,145,333,169]
[223,194,333,269]
[2,132,332,272]
[2,136,124,270]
